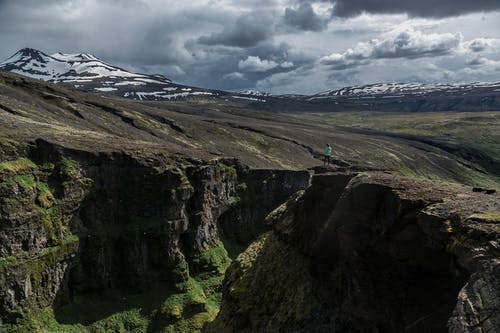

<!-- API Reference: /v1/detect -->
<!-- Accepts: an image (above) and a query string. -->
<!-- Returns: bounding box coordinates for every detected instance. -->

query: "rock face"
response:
[0,141,310,330]
[0,152,91,323]
[219,167,311,244]
[207,171,500,333]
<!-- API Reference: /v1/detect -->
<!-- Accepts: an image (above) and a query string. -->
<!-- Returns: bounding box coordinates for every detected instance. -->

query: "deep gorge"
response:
[0,140,499,333]
[0,139,310,332]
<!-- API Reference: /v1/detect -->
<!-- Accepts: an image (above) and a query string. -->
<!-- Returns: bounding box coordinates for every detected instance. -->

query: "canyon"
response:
[0,70,499,332]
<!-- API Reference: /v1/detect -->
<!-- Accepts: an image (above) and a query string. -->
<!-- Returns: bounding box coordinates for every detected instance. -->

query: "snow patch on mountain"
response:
[231,96,267,102]
[238,90,271,97]
[0,48,219,101]
[310,82,500,100]
[95,87,118,92]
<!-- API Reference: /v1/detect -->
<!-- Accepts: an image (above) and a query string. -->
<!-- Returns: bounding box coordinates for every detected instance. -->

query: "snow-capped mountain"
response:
[0,48,216,100]
[2,48,500,111]
[305,81,500,112]
[0,48,147,82]
[309,82,500,100]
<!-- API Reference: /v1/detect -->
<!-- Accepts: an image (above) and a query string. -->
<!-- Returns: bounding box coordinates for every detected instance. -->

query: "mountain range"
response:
[2,47,500,111]
[0,48,499,333]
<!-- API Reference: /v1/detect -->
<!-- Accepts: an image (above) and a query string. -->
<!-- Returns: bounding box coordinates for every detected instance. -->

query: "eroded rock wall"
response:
[0,141,311,328]
[0,153,91,323]
[207,172,500,333]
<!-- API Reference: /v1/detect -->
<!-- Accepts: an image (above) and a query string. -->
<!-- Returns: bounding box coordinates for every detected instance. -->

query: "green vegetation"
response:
[0,157,37,174]
[0,255,20,270]
[59,157,80,179]
[39,206,66,245]
[236,182,248,192]
[0,155,93,333]
[207,232,317,332]
[0,235,79,273]
[3,240,233,333]
[190,241,231,275]
[40,162,56,172]
[294,111,500,189]
[37,182,56,209]
[156,277,219,333]
[218,163,237,179]
[0,158,62,244]
[228,195,241,206]
[3,307,87,333]
[296,111,500,159]
[14,174,36,190]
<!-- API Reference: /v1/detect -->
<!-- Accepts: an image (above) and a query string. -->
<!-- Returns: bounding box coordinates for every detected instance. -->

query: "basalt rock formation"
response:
[1,69,499,333]
[0,141,310,332]
[207,171,500,333]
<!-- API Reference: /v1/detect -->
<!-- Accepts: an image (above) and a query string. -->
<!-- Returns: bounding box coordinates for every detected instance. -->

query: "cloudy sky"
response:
[0,0,499,94]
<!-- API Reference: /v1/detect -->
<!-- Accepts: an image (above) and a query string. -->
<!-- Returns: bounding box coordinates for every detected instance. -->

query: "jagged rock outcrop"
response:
[0,152,91,323]
[207,171,500,333]
[0,141,310,331]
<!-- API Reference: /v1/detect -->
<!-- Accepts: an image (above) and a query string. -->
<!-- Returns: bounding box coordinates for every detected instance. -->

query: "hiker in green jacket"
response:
[324,144,332,167]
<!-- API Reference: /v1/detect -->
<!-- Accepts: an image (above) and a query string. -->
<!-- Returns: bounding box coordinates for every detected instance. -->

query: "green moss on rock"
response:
[14,174,37,191]
[39,205,66,245]
[206,232,317,333]
[36,182,56,209]
[172,259,191,283]
[0,157,38,174]
[157,276,221,333]
[2,307,87,333]
[236,182,248,192]
[191,241,231,275]
[218,163,237,179]
[0,235,78,272]
[59,157,80,179]
[0,255,20,270]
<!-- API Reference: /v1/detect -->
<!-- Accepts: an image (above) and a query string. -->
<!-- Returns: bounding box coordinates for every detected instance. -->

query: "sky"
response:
[0,0,499,94]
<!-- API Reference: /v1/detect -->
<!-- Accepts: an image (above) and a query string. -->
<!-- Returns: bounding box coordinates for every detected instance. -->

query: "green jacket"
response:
[324,146,332,156]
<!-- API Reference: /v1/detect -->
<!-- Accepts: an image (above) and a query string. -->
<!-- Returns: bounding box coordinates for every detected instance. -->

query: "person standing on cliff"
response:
[324,144,332,167]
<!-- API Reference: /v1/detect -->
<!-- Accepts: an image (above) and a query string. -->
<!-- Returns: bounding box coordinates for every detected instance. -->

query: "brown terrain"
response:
[0,69,498,332]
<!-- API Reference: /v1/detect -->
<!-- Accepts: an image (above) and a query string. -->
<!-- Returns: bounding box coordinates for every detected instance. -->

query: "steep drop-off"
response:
[0,141,310,332]
[207,172,500,333]
[1,69,499,333]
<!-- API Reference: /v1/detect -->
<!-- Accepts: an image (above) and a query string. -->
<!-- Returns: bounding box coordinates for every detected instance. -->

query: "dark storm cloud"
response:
[284,3,328,31]
[332,0,500,18]
[198,11,275,48]
[1,0,500,93]
[0,0,230,66]
[182,40,304,91]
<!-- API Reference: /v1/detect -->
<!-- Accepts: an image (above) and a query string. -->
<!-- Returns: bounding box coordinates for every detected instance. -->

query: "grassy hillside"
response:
[0,70,498,189]
[295,111,500,159]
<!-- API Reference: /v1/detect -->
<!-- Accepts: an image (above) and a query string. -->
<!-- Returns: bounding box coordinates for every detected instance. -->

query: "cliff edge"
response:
[207,171,500,332]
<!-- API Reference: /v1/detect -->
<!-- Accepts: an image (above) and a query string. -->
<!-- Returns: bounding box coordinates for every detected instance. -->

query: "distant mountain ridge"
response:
[310,82,500,100]
[304,81,500,112]
[2,48,500,111]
